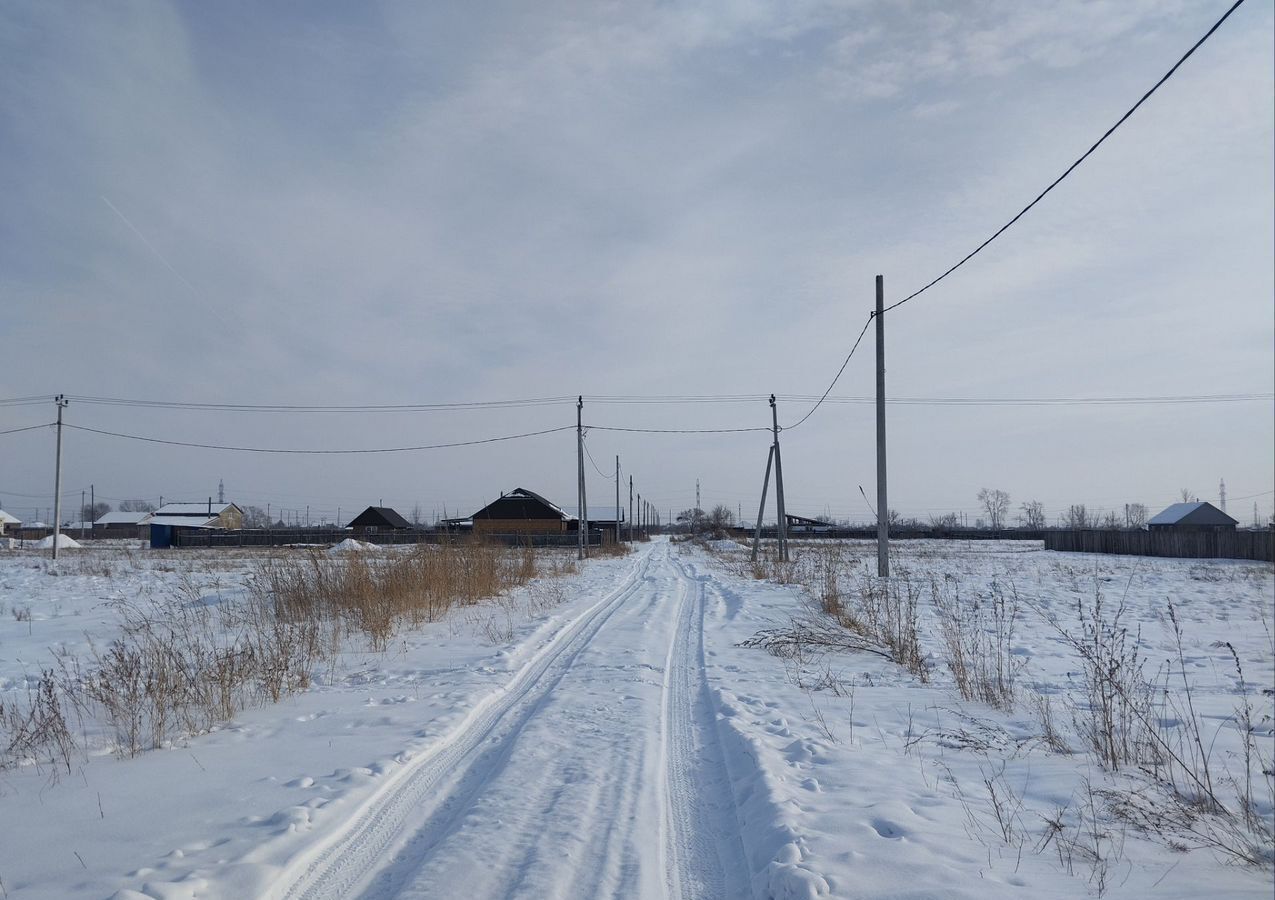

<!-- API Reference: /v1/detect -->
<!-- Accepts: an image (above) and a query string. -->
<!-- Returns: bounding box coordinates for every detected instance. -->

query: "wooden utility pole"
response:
[875,275,889,577]
[51,395,68,560]
[770,395,789,562]
[751,443,775,562]
[577,396,585,560]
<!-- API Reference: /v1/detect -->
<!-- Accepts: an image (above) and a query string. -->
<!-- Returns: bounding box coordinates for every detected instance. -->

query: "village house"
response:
[1147,501,1238,533]
[346,506,413,534]
[471,488,575,536]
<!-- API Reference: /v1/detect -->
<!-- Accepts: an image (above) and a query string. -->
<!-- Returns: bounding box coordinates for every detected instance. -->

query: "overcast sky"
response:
[2,0,1272,528]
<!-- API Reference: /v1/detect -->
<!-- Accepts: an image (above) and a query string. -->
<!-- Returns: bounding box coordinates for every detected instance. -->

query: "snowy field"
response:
[0,537,1271,899]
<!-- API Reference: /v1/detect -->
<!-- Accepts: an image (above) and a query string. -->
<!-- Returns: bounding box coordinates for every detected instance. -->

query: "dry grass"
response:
[256,539,542,650]
[3,538,568,770]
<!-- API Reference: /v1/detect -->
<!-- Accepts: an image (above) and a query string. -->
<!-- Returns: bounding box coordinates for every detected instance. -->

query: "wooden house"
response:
[1147,501,1238,533]
[471,489,574,536]
[347,506,412,534]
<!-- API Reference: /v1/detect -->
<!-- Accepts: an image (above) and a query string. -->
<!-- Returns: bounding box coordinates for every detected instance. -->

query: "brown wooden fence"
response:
[1044,529,1273,562]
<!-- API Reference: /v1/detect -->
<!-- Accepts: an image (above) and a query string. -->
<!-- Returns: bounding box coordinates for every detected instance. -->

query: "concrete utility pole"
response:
[615,456,621,547]
[629,476,634,543]
[577,397,586,560]
[875,275,889,578]
[752,444,775,562]
[769,395,789,563]
[51,395,68,560]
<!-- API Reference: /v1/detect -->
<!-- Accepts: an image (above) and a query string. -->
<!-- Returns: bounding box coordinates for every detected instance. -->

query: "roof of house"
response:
[473,488,576,521]
[0,510,21,525]
[146,515,218,528]
[95,511,148,525]
[152,502,241,517]
[347,506,413,529]
[1148,501,1239,527]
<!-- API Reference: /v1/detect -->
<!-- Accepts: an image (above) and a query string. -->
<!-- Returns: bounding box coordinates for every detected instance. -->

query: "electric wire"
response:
[66,394,576,412]
[588,424,771,435]
[0,423,53,436]
[882,0,1248,315]
[64,423,575,454]
[785,314,874,430]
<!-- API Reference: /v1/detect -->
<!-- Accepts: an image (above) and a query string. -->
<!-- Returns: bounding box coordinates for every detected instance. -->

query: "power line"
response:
[0,396,56,407]
[785,392,1273,407]
[64,423,575,454]
[65,394,576,412]
[581,434,612,479]
[588,424,771,435]
[785,315,874,430]
[883,0,1248,315]
[0,422,53,436]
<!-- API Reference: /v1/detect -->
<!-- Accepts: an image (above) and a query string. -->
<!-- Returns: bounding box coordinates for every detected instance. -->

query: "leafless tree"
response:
[1099,510,1121,529]
[1066,504,1090,529]
[241,505,270,528]
[929,512,960,529]
[81,501,111,522]
[707,504,734,535]
[978,488,1010,530]
[118,499,157,513]
[1125,503,1149,528]
[1179,488,1195,502]
[1018,500,1046,529]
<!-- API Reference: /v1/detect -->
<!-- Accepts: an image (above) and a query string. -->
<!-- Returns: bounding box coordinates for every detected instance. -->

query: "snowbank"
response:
[328,538,373,554]
[34,533,81,549]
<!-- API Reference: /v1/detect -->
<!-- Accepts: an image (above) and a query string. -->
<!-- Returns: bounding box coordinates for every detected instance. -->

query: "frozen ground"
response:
[0,538,1271,899]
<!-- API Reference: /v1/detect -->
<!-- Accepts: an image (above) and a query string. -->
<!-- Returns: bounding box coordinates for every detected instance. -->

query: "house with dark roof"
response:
[1147,501,1238,532]
[471,488,575,536]
[347,506,413,534]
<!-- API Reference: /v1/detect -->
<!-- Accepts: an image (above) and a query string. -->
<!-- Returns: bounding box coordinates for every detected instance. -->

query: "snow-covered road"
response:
[273,541,749,900]
[2,537,1271,899]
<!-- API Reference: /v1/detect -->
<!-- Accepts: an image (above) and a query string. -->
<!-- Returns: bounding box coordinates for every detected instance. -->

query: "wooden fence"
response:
[171,528,604,550]
[1044,529,1273,562]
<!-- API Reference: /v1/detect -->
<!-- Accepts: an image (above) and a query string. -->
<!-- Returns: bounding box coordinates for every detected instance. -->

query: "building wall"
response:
[473,519,566,535]
[211,508,244,530]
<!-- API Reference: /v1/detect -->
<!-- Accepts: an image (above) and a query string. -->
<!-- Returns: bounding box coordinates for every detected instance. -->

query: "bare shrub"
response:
[931,575,1021,710]
[852,571,928,680]
[0,670,75,778]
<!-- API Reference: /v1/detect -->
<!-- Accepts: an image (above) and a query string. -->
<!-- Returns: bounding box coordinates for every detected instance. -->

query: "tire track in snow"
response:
[663,550,753,900]
[270,550,655,900]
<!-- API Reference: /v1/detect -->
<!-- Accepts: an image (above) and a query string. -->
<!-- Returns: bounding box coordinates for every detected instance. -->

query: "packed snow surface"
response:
[0,538,1271,899]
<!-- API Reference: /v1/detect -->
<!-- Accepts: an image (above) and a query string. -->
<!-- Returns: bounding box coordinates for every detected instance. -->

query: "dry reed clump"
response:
[0,670,75,779]
[255,539,543,651]
[930,575,1021,710]
[54,590,323,758]
[850,570,928,680]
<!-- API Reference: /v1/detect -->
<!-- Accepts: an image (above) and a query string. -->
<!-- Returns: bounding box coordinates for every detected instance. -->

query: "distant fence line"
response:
[1044,528,1273,562]
[742,527,1049,542]
[170,528,604,550]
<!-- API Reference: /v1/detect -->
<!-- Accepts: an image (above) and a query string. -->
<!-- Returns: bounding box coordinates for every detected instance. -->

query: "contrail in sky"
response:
[100,195,234,331]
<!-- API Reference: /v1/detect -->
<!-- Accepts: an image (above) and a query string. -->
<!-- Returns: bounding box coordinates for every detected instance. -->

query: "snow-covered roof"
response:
[145,515,218,528]
[153,502,238,516]
[1148,501,1238,527]
[95,511,148,525]
[0,510,21,525]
